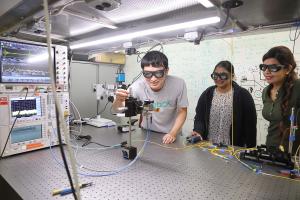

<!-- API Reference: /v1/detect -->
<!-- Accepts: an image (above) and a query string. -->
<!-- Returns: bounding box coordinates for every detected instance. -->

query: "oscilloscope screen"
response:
[0,40,55,84]
[10,96,42,118]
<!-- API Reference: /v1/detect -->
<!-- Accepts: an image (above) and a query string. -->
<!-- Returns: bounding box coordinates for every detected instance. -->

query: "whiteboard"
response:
[124,29,300,145]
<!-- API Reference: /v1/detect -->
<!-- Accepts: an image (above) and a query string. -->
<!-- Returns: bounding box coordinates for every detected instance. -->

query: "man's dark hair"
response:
[141,51,168,69]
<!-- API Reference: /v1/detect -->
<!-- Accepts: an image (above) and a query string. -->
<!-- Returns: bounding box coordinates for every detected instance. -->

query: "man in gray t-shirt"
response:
[112,51,188,144]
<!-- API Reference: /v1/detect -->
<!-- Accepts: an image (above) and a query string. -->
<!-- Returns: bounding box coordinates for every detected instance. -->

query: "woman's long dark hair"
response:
[262,46,298,144]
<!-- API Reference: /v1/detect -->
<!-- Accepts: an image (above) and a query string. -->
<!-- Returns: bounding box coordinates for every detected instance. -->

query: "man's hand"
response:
[112,89,129,112]
[115,89,129,102]
[163,107,186,144]
[162,133,176,144]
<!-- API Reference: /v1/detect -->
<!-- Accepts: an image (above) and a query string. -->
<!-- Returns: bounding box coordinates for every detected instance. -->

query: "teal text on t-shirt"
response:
[152,100,172,108]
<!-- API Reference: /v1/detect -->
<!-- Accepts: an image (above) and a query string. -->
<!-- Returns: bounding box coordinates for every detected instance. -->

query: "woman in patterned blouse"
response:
[192,61,257,147]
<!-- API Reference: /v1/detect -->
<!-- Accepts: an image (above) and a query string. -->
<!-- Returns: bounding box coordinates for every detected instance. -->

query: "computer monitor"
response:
[0,39,54,83]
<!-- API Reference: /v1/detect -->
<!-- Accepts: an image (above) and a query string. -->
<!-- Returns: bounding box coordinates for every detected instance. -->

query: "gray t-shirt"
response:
[130,75,188,133]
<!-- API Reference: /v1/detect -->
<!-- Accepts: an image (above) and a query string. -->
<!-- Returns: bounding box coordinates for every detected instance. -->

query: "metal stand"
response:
[121,116,137,160]
[288,108,296,154]
[128,116,132,146]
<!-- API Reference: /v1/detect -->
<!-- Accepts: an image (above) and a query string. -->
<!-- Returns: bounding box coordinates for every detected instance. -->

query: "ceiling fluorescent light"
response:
[70,16,220,49]
[197,0,214,8]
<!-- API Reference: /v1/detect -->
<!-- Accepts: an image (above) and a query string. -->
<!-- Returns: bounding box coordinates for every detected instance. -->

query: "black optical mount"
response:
[240,145,294,169]
[124,96,143,117]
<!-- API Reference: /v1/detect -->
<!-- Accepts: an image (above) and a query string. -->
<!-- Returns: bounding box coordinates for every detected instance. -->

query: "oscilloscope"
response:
[0,38,70,157]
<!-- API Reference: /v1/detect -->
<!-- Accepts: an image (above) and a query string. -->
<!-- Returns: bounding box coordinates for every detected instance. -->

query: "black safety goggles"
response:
[259,64,286,72]
[211,72,229,80]
[143,70,165,78]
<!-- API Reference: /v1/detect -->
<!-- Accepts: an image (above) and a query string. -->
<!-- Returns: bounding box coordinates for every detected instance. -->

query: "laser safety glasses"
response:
[211,72,229,80]
[143,70,165,78]
[259,64,286,72]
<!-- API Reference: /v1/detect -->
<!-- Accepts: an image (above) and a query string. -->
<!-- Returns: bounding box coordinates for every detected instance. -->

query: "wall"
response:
[69,61,121,123]
[124,29,300,145]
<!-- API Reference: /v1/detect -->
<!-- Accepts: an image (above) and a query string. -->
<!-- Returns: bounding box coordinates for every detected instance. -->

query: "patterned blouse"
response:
[208,88,233,145]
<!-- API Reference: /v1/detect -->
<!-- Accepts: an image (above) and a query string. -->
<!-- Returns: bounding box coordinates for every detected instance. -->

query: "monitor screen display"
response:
[11,125,42,144]
[10,96,42,118]
[0,40,54,83]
